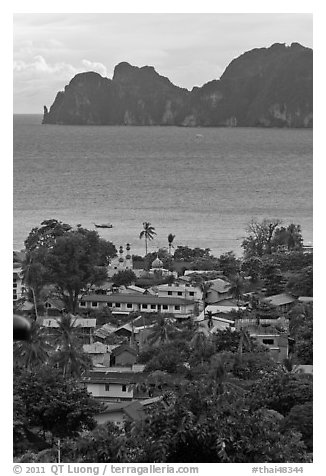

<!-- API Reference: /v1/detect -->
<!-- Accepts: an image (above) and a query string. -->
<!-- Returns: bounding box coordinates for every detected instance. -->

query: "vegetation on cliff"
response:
[43,43,312,128]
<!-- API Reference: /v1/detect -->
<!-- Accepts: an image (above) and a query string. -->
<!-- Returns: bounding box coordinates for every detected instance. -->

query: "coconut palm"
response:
[167,233,176,255]
[14,319,52,370]
[51,314,91,378]
[229,273,245,306]
[199,280,213,318]
[139,222,156,255]
[147,315,177,346]
[206,310,214,329]
[237,328,252,359]
[22,253,47,321]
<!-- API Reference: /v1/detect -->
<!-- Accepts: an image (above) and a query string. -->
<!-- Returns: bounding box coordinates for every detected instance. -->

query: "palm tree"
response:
[199,280,213,318]
[22,253,47,321]
[14,319,52,370]
[167,233,176,255]
[229,274,244,306]
[206,310,214,329]
[139,222,156,256]
[147,315,176,346]
[51,314,91,378]
[237,328,252,360]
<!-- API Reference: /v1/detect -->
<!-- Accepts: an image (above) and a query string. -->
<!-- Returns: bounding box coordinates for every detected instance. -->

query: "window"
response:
[189,292,195,296]
[151,304,156,310]
[115,303,121,308]
[168,291,173,296]
[105,384,110,391]
[127,303,133,309]
[91,302,98,307]
[174,305,180,311]
[262,339,275,345]
[80,301,86,307]
[142,304,148,309]
[177,291,182,296]
[162,305,168,310]
[122,385,127,392]
[107,302,112,307]
[13,283,17,288]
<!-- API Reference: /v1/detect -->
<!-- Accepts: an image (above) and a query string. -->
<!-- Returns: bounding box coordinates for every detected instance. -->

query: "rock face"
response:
[43,43,313,128]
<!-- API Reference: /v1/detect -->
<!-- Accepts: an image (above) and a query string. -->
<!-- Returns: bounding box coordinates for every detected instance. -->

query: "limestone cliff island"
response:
[43,43,312,128]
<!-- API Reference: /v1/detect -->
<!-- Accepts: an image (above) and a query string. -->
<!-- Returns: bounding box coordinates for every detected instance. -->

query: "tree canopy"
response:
[22,221,117,313]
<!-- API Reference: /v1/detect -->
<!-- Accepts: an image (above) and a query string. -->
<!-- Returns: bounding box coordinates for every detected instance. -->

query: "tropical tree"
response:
[139,222,156,255]
[14,319,52,370]
[13,366,100,445]
[24,218,72,253]
[23,221,116,314]
[44,229,110,313]
[51,314,91,378]
[199,280,213,318]
[272,224,303,252]
[206,310,214,329]
[218,251,241,278]
[241,218,282,258]
[147,315,177,346]
[22,251,48,320]
[229,273,245,305]
[167,233,176,255]
[111,270,137,287]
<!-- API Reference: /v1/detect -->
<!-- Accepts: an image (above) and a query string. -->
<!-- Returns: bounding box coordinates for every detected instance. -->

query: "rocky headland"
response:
[43,42,312,128]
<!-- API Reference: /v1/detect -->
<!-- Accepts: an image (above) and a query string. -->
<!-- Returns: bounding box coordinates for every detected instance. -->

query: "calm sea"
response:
[13,114,313,257]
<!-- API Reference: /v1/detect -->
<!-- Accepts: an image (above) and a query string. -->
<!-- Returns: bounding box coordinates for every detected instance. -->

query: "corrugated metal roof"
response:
[42,317,97,328]
[264,293,296,307]
[81,293,194,305]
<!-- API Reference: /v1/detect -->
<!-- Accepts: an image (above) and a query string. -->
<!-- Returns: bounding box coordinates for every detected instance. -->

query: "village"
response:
[13,219,313,462]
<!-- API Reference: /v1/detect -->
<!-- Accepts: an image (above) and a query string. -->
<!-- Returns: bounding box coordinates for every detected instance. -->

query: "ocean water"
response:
[13,114,313,257]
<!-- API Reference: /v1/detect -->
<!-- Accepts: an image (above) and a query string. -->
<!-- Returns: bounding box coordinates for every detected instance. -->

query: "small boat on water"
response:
[94,223,113,229]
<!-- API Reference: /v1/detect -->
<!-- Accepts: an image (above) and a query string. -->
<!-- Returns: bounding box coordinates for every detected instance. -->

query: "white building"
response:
[153,282,202,301]
[82,366,146,402]
[79,293,195,318]
[13,265,24,303]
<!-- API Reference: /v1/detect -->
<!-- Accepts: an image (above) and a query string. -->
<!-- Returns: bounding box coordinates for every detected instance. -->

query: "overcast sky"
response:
[13,13,313,113]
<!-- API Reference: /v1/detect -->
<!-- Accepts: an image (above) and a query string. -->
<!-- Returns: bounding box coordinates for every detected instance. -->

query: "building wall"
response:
[253,335,288,363]
[89,353,111,367]
[156,284,202,301]
[80,300,194,317]
[87,382,134,400]
[13,269,24,302]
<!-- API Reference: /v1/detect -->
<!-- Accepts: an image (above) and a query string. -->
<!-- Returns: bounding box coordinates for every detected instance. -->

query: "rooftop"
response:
[81,293,194,305]
[42,317,97,328]
[263,293,296,307]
